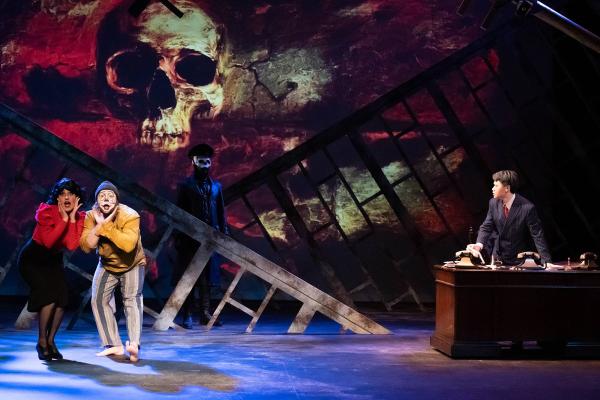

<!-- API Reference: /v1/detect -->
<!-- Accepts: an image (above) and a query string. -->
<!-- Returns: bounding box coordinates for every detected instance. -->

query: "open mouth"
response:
[102,204,112,211]
[64,202,71,207]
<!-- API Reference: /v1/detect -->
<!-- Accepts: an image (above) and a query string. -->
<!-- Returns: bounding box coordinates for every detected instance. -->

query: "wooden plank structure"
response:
[2,11,599,333]
[0,104,390,335]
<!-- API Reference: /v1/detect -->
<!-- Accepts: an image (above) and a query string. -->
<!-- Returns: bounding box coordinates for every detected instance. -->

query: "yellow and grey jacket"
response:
[80,204,146,273]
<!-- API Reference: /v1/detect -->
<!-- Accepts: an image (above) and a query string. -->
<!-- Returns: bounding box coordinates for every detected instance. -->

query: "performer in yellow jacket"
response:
[80,181,145,362]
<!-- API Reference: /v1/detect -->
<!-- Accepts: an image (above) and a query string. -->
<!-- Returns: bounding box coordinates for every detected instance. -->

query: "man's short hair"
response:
[492,170,519,192]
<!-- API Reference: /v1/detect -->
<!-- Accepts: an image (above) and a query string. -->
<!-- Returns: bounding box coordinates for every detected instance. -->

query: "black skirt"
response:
[18,238,68,312]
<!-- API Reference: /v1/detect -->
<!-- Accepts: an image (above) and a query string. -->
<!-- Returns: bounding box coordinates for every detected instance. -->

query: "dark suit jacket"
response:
[173,176,229,285]
[176,176,229,235]
[476,194,552,265]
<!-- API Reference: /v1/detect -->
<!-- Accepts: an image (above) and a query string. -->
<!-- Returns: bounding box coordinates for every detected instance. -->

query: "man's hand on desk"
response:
[462,244,485,264]
[466,243,482,252]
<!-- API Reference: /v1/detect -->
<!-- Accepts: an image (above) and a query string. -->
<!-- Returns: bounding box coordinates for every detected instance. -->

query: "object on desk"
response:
[454,250,485,268]
[516,251,545,270]
[490,255,504,268]
[579,252,599,270]
[442,261,456,268]
[486,255,501,269]
[545,262,564,271]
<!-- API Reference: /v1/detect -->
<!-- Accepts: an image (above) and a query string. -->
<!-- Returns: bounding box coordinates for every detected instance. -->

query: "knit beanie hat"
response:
[95,181,119,201]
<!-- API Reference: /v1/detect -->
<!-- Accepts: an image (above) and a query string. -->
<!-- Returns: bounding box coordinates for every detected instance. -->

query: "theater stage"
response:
[0,304,599,400]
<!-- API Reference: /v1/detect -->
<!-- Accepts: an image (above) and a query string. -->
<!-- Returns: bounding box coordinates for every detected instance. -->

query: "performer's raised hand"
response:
[58,201,69,222]
[92,205,105,225]
[69,197,82,222]
[104,205,117,224]
[466,243,482,252]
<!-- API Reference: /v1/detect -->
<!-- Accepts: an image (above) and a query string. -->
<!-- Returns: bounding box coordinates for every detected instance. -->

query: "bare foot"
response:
[126,341,139,363]
[96,345,124,357]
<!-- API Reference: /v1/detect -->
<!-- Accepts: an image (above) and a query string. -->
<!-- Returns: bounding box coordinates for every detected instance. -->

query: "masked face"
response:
[193,156,212,170]
[97,190,118,215]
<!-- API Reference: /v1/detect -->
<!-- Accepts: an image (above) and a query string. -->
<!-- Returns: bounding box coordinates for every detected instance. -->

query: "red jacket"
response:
[32,203,85,251]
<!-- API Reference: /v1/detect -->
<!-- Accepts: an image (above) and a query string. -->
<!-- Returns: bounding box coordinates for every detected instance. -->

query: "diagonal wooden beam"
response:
[0,104,390,335]
[153,241,214,330]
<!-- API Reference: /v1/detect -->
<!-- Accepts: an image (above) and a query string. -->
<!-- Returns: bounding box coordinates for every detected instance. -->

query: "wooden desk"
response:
[430,265,600,357]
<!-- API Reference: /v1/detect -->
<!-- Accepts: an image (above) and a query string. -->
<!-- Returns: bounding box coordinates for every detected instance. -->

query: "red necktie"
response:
[503,205,509,218]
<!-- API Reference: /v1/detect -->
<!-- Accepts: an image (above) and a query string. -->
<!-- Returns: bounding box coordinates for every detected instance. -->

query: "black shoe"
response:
[48,343,63,360]
[36,344,51,360]
[199,311,222,326]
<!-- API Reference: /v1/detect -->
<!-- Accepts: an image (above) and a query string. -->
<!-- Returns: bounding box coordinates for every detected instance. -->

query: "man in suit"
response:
[172,143,228,328]
[467,170,552,266]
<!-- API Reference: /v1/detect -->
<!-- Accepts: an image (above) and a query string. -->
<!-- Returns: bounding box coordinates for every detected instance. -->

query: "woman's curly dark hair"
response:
[47,177,85,205]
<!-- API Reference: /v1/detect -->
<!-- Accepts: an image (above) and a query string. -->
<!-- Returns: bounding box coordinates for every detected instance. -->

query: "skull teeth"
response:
[140,127,189,151]
[138,100,219,151]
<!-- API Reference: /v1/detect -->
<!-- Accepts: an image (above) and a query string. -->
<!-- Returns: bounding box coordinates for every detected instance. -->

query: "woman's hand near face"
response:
[58,201,68,222]
[69,197,82,222]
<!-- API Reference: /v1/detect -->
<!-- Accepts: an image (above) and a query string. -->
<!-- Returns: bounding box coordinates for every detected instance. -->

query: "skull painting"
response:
[96,0,227,151]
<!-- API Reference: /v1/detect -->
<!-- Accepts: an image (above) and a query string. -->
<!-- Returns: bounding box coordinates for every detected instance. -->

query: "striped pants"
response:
[91,264,144,347]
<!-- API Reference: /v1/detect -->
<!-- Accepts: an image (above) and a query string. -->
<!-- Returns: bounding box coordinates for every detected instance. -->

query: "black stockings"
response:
[38,303,64,346]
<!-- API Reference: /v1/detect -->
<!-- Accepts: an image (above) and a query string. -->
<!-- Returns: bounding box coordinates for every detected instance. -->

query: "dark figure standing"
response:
[173,143,228,328]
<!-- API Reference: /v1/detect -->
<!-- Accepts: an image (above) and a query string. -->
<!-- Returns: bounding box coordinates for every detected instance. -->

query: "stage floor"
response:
[1,305,599,400]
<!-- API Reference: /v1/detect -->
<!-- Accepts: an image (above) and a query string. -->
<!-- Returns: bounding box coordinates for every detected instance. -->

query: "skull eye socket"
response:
[175,53,217,86]
[107,48,159,90]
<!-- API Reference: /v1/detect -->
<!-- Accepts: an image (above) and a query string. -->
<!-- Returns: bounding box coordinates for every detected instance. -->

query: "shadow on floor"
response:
[45,357,238,393]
